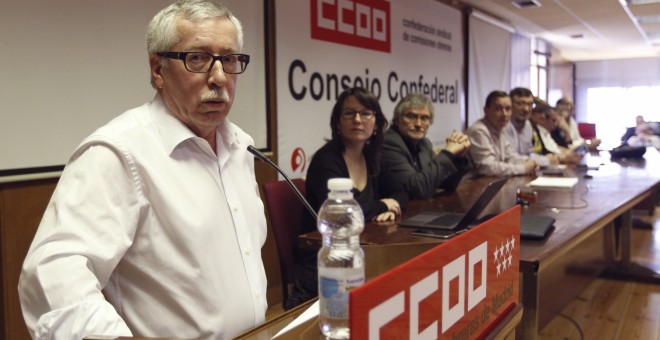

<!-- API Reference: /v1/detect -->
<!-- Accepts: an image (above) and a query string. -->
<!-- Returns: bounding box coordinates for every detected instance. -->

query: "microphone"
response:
[247,145,318,220]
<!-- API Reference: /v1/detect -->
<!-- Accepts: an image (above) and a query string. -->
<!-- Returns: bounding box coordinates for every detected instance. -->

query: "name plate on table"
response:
[350,206,520,339]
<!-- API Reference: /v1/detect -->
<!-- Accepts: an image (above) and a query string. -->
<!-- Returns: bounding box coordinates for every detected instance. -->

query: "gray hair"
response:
[146,0,244,86]
[392,93,434,125]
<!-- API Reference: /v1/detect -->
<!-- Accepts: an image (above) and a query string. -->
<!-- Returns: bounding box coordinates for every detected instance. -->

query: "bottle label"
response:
[318,267,365,319]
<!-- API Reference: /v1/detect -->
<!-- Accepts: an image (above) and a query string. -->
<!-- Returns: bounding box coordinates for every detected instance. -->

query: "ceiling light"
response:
[637,15,660,24]
[511,0,542,9]
[627,0,660,5]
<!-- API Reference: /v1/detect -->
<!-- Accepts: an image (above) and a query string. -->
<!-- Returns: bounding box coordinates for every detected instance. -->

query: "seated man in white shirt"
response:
[18,1,268,339]
[530,101,583,164]
[503,87,558,167]
[466,90,537,176]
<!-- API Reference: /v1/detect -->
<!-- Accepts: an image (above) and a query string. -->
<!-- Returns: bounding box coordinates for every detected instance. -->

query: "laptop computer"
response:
[399,177,509,230]
[520,214,555,240]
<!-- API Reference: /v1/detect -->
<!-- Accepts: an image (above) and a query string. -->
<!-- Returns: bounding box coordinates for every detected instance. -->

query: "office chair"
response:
[577,122,597,140]
[262,178,306,303]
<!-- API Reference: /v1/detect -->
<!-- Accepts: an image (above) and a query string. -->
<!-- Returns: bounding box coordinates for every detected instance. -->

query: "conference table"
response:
[297,147,660,339]
[233,301,522,339]
[85,148,658,340]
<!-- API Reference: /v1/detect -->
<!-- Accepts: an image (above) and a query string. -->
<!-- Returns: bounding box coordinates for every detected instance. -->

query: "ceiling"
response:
[457,0,660,62]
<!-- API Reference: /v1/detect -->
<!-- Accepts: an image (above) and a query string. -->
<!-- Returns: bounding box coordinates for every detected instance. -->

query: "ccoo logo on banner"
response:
[276,0,464,179]
[311,0,391,52]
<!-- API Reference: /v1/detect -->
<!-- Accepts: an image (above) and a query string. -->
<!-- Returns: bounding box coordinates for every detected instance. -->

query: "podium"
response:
[239,206,523,339]
[86,207,522,340]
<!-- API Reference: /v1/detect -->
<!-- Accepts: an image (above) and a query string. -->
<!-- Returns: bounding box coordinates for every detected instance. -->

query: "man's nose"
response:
[208,61,227,86]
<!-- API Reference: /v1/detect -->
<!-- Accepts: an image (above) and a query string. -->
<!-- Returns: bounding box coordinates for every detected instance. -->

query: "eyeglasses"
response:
[403,112,432,124]
[341,109,375,120]
[157,52,250,74]
[513,100,533,108]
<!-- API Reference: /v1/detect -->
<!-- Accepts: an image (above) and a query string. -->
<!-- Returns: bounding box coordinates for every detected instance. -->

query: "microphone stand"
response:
[247,145,318,220]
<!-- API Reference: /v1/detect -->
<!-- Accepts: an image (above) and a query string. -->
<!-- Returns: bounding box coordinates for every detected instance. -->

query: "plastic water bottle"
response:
[317,178,365,339]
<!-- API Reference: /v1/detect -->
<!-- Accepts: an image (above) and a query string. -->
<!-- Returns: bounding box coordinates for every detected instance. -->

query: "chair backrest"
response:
[262,178,306,301]
[577,122,597,139]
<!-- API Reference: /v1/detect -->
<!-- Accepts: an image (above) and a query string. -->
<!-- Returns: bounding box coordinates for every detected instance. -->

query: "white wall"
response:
[575,57,660,119]
[575,57,660,146]
[0,0,267,173]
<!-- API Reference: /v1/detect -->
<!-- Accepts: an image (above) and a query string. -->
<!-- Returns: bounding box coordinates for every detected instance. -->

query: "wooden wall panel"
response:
[0,178,58,340]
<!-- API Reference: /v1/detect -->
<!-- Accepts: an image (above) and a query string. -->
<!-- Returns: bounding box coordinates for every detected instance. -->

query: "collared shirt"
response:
[466,118,526,176]
[536,124,562,154]
[19,95,267,340]
[567,116,585,149]
[503,120,534,156]
[504,120,550,166]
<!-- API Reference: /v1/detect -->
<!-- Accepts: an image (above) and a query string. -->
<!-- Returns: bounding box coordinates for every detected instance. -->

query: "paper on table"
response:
[528,176,579,191]
[272,300,319,339]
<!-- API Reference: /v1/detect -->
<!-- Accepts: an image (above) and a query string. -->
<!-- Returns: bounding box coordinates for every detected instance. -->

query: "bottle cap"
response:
[327,178,353,191]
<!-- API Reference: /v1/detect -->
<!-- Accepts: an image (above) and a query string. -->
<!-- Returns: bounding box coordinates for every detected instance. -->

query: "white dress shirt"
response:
[503,120,550,166]
[536,124,562,154]
[503,120,534,156]
[19,95,268,340]
[567,116,586,149]
[466,119,527,176]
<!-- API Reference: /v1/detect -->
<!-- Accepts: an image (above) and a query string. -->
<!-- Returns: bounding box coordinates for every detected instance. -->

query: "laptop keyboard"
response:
[426,213,463,226]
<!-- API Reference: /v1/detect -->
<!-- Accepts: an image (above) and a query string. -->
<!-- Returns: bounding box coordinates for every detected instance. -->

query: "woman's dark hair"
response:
[328,87,388,175]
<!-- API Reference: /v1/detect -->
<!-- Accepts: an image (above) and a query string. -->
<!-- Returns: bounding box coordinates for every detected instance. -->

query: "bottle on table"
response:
[317,178,365,339]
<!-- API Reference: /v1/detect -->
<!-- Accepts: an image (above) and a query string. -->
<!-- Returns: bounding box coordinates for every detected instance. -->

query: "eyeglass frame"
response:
[340,109,376,120]
[402,112,432,124]
[157,51,250,74]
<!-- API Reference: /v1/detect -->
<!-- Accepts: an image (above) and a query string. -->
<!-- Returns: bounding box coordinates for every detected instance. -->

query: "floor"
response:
[539,206,660,340]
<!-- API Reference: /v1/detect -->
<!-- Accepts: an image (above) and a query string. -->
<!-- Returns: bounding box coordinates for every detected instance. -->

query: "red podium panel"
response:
[350,206,520,339]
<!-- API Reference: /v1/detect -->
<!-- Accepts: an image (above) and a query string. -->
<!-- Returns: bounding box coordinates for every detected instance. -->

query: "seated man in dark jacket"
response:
[622,115,660,144]
[380,93,472,206]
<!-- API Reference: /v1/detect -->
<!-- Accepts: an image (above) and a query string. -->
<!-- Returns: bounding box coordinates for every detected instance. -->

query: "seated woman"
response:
[286,87,404,309]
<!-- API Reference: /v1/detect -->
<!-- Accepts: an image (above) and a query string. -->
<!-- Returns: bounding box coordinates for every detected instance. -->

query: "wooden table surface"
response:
[298,147,660,339]
[299,148,660,273]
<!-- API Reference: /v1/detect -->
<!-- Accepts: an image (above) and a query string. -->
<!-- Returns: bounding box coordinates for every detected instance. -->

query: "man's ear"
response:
[149,54,165,89]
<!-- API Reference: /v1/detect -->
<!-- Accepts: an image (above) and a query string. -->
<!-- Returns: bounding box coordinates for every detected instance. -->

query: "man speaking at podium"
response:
[18,1,267,339]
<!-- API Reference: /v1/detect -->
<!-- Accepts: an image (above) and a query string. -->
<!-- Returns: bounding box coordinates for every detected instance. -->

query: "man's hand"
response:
[444,131,471,156]
[559,152,583,164]
[523,159,538,174]
[546,154,560,165]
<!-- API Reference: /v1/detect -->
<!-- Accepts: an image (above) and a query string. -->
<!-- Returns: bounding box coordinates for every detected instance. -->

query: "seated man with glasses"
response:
[503,87,558,167]
[380,93,472,205]
[19,1,267,339]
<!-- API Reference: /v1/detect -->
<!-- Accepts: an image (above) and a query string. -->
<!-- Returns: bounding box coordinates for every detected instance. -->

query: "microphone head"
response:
[247,145,268,163]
